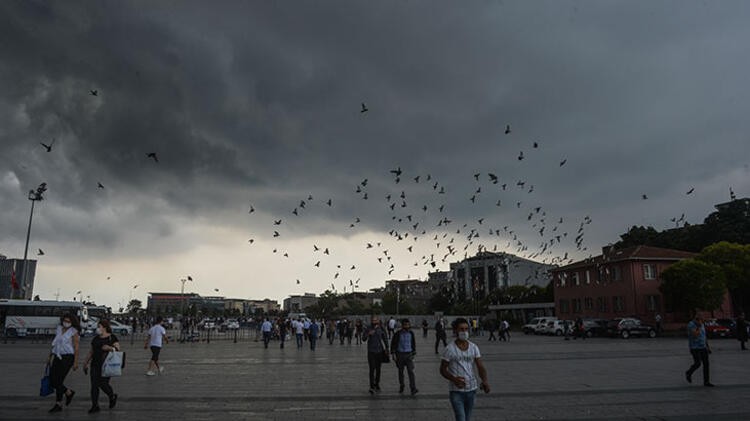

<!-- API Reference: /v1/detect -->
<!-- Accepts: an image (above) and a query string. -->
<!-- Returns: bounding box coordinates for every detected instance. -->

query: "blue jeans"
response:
[296,333,304,348]
[449,390,476,421]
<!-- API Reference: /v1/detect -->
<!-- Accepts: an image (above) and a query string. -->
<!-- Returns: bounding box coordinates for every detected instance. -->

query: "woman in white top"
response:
[440,317,490,421]
[48,313,80,413]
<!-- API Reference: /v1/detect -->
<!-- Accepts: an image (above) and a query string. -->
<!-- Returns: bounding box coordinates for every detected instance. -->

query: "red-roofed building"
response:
[551,245,733,325]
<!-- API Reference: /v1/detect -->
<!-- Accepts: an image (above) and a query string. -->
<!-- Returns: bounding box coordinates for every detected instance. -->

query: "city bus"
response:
[0,299,86,337]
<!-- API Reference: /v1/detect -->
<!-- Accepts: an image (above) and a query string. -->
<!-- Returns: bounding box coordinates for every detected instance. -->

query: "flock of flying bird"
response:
[32,92,734,299]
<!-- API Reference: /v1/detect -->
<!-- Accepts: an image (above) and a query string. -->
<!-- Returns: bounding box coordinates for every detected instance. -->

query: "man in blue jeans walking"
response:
[685,314,714,387]
[440,318,491,421]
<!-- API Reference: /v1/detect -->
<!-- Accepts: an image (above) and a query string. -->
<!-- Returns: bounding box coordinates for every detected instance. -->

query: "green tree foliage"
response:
[614,199,750,252]
[305,290,340,318]
[698,242,750,312]
[126,299,142,314]
[660,259,727,313]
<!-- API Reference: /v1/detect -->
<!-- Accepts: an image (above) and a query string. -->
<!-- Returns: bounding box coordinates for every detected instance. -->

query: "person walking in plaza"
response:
[736,313,748,351]
[486,319,496,341]
[144,316,168,376]
[48,313,80,413]
[261,318,273,349]
[387,317,397,340]
[655,313,663,335]
[309,319,319,350]
[573,317,586,340]
[435,317,448,354]
[421,319,429,338]
[502,320,511,341]
[82,320,119,414]
[363,316,389,394]
[294,318,304,348]
[355,318,364,345]
[390,318,418,395]
[685,314,714,387]
[338,318,349,345]
[277,318,288,349]
[327,319,337,345]
[440,318,490,421]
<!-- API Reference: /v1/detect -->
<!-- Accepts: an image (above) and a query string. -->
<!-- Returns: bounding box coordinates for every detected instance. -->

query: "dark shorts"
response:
[150,346,161,361]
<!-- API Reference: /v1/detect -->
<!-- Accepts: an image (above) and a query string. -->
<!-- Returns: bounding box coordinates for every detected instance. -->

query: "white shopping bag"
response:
[102,351,124,377]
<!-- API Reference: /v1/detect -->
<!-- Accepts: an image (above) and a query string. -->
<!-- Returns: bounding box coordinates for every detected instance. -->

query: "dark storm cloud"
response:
[1,0,749,262]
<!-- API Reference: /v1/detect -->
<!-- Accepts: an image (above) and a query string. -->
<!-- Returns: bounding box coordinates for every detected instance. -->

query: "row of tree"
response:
[660,242,750,315]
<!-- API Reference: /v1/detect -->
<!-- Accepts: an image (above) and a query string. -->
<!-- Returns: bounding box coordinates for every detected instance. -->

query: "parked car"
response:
[606,318,656,339]
[705,319,732,338]
[582,319,608,338]
[534,317,558,335]
[200,319,217,330]
[523,318,543,334]
[220,319,240,332]
[109,320,133,336]
[545,320,574,336]
[715,318,737,338]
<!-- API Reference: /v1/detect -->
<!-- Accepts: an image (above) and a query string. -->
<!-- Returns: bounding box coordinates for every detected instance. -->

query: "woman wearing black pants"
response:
[83,320,120,414]
[48,314,80,412]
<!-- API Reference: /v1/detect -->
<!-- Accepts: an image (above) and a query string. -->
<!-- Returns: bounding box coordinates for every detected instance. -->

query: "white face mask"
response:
[62,322,72,328]
[458,331,470,341]
[96,327,103,335]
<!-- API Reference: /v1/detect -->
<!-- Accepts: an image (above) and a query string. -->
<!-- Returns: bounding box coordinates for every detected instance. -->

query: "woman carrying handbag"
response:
[82,319,120,414]
[47,313,80,413]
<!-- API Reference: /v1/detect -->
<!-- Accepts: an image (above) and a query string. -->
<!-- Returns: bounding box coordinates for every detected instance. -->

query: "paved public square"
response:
[2,331,750,420]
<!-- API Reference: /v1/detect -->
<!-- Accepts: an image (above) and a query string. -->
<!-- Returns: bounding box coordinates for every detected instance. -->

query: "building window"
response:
[572,272,580,286]
[597,296,608,312]
[611,266,622,281]
[613,296,625,312]
[646,295,661,312]
[643,264,656,280]
[585,271,591,285]
[559,299,570,313]
[584,297,593,311]
[573,298,582,313]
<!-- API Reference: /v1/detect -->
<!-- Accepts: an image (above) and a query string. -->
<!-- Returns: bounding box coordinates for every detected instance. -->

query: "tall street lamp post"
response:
[18,183,46,300]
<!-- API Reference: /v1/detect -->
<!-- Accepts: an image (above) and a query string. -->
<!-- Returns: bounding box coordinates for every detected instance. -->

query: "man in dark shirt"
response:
[391,319,418,395]
[363,316,389,394]
[435,317,448,354]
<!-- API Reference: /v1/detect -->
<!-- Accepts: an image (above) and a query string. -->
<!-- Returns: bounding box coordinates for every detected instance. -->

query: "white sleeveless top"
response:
[51,325,78,358]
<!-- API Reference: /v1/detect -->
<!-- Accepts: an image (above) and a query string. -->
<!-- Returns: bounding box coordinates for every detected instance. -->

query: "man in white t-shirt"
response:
[144,317,169,376]
[440,317,490,421]
[294,319,305,348]
[261,318,273,348]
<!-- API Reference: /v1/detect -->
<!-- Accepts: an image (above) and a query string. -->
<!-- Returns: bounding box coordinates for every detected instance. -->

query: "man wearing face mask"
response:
[440,318,490,421]
[362,316,389,394]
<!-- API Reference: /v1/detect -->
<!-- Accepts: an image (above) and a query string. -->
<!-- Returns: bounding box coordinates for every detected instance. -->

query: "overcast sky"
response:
[1,1,748,310]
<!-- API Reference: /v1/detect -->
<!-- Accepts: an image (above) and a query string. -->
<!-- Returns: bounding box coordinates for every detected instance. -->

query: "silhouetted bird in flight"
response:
[273,231,280,237]
[730,187,736,200]
[248,206,255,213]
[296,279,300,284]
[37,249,44,256]
[90,90,98,96]
[686,187,694,195]
[642,194,648,200]
[390,167,402,177]
[505,125,511,134]
[559,159,567,167]
[40,139,55,152]
[274,220,282,225]
[361,103,368,113]
[146,152,159,163]
[533,142,538,148]
[314,261,320,267]
[187,276,193,281]
[326,199,332,206]
[97,182,104,189]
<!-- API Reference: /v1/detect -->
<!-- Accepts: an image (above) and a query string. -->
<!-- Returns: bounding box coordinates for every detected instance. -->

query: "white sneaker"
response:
[146,371,156,376]
[158,366,165,373]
